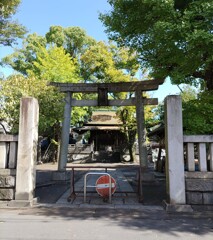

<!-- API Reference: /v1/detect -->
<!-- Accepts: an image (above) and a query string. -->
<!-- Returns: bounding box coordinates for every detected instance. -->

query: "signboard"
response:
[96,175,116,198]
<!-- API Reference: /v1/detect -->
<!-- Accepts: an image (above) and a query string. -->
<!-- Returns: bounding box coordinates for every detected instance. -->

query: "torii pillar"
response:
[136,90,147,168]
[58,92,72,170]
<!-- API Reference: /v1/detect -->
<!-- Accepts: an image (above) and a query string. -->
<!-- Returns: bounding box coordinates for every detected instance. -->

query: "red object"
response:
[96,175,116,197]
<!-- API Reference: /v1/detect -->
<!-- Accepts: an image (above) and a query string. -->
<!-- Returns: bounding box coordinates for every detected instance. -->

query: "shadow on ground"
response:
[17,206,213,237]
[35,166,167,205]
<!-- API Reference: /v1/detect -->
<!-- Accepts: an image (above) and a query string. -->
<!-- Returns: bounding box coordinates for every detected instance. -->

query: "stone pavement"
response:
[35,162,166,210]
[57,168,153,209]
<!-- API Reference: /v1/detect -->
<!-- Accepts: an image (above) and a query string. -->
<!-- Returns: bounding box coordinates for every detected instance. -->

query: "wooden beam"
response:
[50,79,164,93]
[71,98,158,106]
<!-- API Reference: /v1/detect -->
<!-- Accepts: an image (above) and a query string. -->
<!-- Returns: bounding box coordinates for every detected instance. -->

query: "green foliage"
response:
[0,45,87,134]
[100,0,213,90]
[116,106,137,161]
[2,26,96,76]
[46,26,96,58]
[28,45,80,83]
[180,85,197,102]
[182,90,213,134]
[81,41,131,83]
[150,86,212,135]
[0,75,88,135]
[151,104,164,125]
[0,0,27,46]
[2,33,47,75]
[108,43,140,77]
[116,93,156,161]
[0,75,64,134]
[1,23,158,150]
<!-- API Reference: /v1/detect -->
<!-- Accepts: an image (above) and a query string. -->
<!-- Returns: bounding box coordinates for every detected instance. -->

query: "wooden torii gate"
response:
[51,79,163,171]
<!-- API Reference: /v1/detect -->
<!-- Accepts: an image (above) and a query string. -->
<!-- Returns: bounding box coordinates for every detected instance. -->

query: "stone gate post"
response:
[164,95,186,205]
[9,97,39,207]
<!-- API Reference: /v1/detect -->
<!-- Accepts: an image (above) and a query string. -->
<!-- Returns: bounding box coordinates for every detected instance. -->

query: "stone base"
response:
[0,188,15,200]
[191,205,213,212]
[162,200,193,212]
[8,198,38,208]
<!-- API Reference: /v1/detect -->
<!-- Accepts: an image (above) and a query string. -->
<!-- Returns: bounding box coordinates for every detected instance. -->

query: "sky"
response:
[0,0,182,102]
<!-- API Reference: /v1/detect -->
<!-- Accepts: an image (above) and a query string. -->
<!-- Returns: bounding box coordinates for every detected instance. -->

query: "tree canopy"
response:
[81,41,138,83]
[0,45,87,135]
[45,26,96,58]
[182,90,213,134]
[1,24,158,150]
[100,0,213,90]
[0,75,64,134]
[28,45,80,83]
[0,0,26,46]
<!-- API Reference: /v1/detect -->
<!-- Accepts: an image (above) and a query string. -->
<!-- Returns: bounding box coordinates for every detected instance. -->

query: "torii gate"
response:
[51,79,163,171]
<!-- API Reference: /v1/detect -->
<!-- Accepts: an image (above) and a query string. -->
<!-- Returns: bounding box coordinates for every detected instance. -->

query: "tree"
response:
[0,0,26,46]
[117,106,137,162]
[81,41,133,84]
[46,26,96,58]
[2,33,47,75]
[28,45,80,83]
[0,46,87,135]
[181,86,213,134]
[100,0,213,90]
[0,75,64,134]
[117,97,156,162]
[180,85,197,102]
[2,26,96,76]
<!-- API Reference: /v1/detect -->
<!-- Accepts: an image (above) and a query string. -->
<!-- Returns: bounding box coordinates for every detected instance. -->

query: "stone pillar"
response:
[0,142,7,168]
[9,97,39,207]
[135,90,147,167]
[164,95,186,204]
[58,92,72,170]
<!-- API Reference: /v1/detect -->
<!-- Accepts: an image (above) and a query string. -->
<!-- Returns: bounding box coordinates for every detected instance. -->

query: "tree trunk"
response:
[128,129,136,162]
[205,66,213,90]
[128,143,135,162]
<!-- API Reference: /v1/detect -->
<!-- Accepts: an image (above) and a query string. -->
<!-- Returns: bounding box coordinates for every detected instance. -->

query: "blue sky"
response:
[0,0,181,102]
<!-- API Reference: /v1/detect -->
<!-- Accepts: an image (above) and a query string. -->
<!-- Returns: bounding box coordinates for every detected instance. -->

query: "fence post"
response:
[164,95,186,205]
[9,97,39,207]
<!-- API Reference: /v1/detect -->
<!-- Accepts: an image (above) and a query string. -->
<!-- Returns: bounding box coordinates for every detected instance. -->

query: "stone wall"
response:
[0,169,16,201]
[0,134,18,201]
[185,172,213,206]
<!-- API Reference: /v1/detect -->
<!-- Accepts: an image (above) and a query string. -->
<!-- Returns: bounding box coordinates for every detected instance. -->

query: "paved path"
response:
[0,207,212,240]
[56,168,144,208]
[1,163,212,240]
